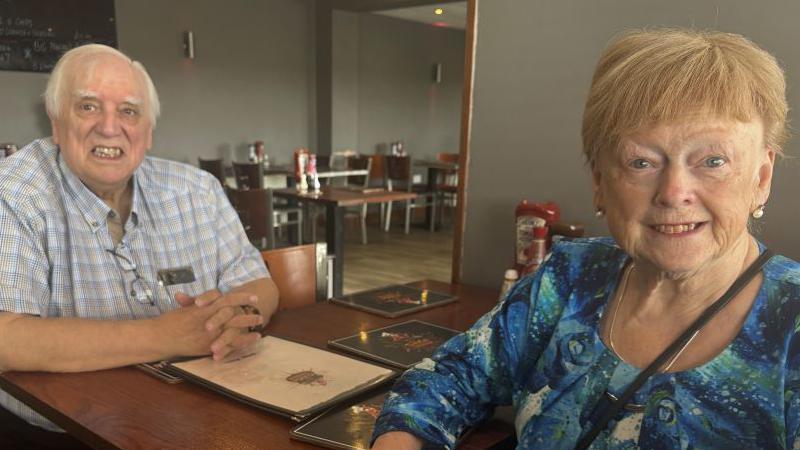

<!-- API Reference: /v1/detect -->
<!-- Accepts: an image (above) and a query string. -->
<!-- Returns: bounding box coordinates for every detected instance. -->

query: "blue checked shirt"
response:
[0,138,269,431]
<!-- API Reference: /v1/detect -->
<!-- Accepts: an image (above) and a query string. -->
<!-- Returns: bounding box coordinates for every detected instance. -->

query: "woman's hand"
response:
[371,431,423,450]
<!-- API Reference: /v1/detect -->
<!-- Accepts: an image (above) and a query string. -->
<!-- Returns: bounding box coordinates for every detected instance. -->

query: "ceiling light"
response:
[434,7,444,15]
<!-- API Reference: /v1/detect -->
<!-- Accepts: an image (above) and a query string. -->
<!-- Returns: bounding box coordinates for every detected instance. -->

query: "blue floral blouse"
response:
[372,237,800,449]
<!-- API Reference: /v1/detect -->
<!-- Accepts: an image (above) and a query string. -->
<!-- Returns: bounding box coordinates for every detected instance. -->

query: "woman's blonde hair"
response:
[582,28,788,164]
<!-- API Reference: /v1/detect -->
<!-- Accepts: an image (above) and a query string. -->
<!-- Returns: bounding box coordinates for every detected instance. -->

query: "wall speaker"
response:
[433,62,442,83]
[183,31,195,59]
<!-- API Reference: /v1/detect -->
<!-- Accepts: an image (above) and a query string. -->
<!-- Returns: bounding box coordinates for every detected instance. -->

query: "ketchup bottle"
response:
[306,154,320,192]
[523,225,549,275]
[293,148,309,184]
[514,200,560,273]
[254,140,265,163]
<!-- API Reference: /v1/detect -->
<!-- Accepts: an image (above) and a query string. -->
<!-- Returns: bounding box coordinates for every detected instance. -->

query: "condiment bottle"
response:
[514,200,560,273]
[499,269,519,301]
[294,148,309,190]
[523,226,548,275]
[254,140,265,163]
[306,154,320,192]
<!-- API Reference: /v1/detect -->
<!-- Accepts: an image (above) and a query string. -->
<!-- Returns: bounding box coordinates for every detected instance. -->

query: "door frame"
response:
[322,0,478,284]
[450,0,477,284]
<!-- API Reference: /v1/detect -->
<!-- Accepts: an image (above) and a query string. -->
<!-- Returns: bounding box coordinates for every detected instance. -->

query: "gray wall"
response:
[332,11,465,160]
[0,1,463,166]
[0,65,50,146]
[0,0,315,166]
[462,0,800,288]
[332,10,361,152]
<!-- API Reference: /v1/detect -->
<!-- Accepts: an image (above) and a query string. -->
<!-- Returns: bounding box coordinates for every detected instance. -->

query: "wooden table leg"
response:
[426,167,439,231]
[326,204,345,296]
[301,203,312,244]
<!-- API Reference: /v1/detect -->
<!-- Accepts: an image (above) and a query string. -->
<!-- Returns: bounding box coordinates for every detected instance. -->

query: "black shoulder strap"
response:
[574,249,773,450]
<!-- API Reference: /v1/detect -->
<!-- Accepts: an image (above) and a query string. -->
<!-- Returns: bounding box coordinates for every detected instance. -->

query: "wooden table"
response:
[273,187,417,296]
[225,166,370,190]
[0,280,511,450]
[261,164,369,179]
[265,165,370,185]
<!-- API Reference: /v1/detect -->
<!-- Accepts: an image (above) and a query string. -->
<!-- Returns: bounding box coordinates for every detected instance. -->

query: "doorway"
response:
[322,0,477,292]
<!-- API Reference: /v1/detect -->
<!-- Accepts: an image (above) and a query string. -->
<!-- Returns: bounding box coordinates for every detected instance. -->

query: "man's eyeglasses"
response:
[106,249,154,306]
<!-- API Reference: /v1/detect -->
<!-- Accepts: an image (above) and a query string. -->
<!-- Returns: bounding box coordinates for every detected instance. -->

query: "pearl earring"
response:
[594,208,605,218]
[752,204,765,219]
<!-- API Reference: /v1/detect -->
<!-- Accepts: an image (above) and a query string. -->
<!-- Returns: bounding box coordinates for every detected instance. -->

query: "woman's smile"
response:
[649,222,705,235]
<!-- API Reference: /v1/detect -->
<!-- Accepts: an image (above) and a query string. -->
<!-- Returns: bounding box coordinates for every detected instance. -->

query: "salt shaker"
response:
[254,140,265,163]
[306,154,320,192]
[297,152,308,192]
[499,269,519,301]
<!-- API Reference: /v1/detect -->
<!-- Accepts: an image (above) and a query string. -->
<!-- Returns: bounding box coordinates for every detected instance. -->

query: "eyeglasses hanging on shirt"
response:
[106,247,155,306]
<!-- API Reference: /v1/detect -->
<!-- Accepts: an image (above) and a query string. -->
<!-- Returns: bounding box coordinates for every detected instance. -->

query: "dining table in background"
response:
[0,280,513,450]
[226,165,371,189]
[273,187,417,297]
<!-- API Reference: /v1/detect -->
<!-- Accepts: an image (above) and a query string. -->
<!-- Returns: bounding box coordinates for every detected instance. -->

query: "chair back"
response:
[346,155,372,187]
[315,154,331,170]
[435,152,459,191]
[227,188,275,248]
[232,162,264,189]
[198,158,227,187]
[368,154,385,184]
[261,243,330,310]
[384,155,412,191]
[436,152,459,165]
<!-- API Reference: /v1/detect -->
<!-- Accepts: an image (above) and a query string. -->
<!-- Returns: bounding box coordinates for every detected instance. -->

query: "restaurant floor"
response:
[342,223,453,295]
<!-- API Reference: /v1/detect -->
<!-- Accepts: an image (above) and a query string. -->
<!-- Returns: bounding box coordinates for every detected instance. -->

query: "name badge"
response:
[157,266,196,286]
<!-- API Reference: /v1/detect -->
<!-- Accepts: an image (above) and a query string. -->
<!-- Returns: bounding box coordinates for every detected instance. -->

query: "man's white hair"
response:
[44,44,161,127]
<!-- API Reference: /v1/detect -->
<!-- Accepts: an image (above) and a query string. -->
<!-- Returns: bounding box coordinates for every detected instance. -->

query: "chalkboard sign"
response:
[0,0,116,73]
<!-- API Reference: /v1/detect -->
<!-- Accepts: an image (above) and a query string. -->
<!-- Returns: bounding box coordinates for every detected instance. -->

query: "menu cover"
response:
[290,390,389,450]
[330,285,458,318]
[328,320,460,369]
[136,361,183,384]
[290,389,476,450]
[164,336,397,421]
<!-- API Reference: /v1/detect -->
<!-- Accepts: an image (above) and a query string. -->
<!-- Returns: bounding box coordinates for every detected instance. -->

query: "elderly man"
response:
[0,44,279,447]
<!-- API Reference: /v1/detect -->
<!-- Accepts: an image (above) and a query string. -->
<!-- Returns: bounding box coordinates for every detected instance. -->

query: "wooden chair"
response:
[368,154,387,225]
[368,154,385,183]
[549,221,586,242]
[435,152,460,226]
[315,154,331,170]
[261,243,331,310]
[232,162,264,189]
[227,187,302,249]
[383,155,437,234]
[345,155,373,245]
[198,158,228,188]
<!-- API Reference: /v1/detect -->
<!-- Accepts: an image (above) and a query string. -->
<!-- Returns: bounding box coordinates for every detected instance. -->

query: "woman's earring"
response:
[594,208,605,218]
[752,204,765,219]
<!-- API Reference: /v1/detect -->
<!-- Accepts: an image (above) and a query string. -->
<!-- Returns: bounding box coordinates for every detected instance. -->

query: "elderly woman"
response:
[371,28,800,449]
